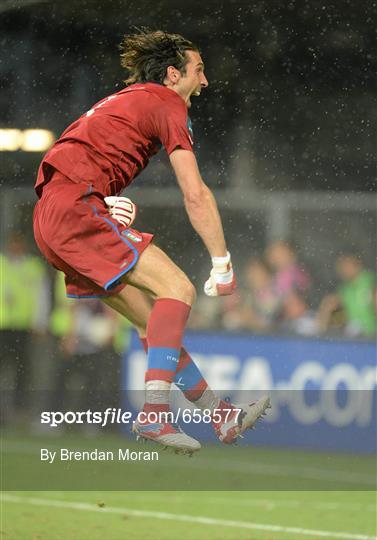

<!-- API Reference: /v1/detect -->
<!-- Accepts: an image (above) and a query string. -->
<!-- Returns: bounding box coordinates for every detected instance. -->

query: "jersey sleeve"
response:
[149,101,194,155]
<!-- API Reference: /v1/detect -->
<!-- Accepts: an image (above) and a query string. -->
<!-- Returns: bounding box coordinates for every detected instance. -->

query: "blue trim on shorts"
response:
[99,215,140,290]
[67,293,110,299]
[84,192,140,291]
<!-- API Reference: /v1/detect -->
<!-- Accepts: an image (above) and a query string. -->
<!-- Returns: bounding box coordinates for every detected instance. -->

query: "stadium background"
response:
[1,1,376,539]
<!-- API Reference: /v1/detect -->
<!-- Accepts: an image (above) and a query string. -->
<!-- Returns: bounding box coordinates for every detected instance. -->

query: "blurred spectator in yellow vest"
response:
[0,231,49,421]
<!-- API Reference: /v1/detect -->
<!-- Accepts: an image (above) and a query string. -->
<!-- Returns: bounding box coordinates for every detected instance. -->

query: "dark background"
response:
[1,0,376,192]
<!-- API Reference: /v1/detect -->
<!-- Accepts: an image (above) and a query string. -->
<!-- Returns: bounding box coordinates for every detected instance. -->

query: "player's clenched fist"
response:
[104,196,137,228]
[204,251,236,296]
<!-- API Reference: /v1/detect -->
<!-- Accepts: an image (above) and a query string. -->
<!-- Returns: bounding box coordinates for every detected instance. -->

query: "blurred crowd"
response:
[1,232,375,424]
[190,240,376,340]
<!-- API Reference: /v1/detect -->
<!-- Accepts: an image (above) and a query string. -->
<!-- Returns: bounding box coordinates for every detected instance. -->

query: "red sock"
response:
[145,298,191,383]
[140,337,209,401]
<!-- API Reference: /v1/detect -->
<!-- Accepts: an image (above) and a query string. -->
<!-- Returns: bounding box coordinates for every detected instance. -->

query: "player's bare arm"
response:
[170,149,227,257]
[170,148,236,296]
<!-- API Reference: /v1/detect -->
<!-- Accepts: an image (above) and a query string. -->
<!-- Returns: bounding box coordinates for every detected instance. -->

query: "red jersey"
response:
[35,83,194,198]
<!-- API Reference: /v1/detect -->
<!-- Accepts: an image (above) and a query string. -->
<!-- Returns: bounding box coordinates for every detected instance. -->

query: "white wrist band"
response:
[212,251,231,266]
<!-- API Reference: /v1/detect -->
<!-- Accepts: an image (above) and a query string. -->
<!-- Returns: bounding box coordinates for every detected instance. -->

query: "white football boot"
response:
[132,418,201,456]
[213,396,271,444]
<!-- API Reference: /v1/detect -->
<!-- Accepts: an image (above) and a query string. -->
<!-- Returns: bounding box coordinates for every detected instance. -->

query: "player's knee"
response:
[167,276,196,306]
[181,278,196,306]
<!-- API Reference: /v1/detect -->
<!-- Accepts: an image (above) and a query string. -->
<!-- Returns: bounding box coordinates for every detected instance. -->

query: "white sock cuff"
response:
[145,380,171,391]
[145,380,170,405]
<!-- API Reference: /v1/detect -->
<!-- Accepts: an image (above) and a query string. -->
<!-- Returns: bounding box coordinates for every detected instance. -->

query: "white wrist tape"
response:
[211,251,231,274]
[212,269,234,284]
[211,252,231,266]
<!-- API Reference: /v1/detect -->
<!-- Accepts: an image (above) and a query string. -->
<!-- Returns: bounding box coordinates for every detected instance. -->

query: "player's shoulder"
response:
[117,83,184,108]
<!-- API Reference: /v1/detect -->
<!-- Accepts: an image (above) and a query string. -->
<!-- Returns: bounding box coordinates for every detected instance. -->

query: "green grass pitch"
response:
[2,490,376,539]
[1,430,376,539]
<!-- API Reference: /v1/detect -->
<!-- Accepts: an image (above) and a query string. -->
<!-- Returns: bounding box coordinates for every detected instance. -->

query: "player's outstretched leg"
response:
[105,263,271,449]
[104,245,201,455]
[131,297,200,455]
[168,347,271,445]
[140,338,271,444]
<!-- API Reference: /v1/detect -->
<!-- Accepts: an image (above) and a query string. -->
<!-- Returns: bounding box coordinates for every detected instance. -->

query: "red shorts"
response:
[33,172,153,298]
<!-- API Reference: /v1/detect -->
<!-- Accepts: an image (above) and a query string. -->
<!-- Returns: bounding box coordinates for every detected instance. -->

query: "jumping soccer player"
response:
[33,29,270,455]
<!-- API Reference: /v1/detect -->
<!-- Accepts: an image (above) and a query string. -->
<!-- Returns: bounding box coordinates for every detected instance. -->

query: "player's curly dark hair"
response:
[120,28,199,85]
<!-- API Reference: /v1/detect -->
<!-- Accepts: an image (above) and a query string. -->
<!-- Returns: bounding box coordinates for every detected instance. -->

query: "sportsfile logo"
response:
[40,408,239,427]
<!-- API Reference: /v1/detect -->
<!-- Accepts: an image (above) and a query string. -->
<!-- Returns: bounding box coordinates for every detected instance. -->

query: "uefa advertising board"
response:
[122,331,376,453]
